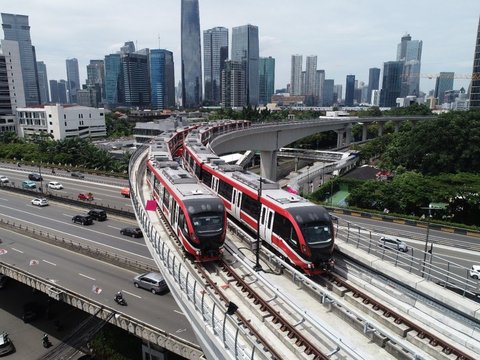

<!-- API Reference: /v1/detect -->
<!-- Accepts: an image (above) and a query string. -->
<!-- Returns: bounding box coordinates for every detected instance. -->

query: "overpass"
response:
[210,116,436,180]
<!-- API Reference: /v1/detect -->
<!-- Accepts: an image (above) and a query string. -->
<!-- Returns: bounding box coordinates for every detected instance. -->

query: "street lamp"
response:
[253,176,264,272]
[420,206,435,278]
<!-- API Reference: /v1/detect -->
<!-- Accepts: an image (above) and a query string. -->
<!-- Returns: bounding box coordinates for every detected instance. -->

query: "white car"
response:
[0,176,8,184]
[47,181,63,190]
[469,265,480,280]
[31,198,48,207]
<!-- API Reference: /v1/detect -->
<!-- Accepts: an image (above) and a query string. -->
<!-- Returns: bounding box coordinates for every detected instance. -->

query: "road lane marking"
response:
[79,273,96,281]
[122,290,141,298]
[11,247,23,253]
[43,259,57,266]
[174,310,185,316]
[108,225,122,230]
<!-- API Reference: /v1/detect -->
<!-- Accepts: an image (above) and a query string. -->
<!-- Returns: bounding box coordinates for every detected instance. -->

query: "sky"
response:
[2,0,479,96]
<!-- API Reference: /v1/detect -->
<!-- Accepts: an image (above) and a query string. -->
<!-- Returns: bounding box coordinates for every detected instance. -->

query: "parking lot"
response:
[0,278,90,359]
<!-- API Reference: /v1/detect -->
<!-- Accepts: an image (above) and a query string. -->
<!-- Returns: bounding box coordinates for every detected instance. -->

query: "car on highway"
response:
[31,198,49,207]
[120,187,130,198]
[133,272,168,294]
[87,209,107,221]
[0,332,14,356]
[28,173,43,181]
[469,265,480,279]
[72,214,93,225]
[71,172,85,179]
[78,192,94,201]
[22,301,41,323]
[0,176,9,184]
[378,236,409,252]
[120,227,143,238]
[21,180,36,189]
[47,181,63,190]
[0,274,8,289]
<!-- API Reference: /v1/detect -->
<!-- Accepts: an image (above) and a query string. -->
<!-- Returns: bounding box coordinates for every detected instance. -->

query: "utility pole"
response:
[253,177,263,272]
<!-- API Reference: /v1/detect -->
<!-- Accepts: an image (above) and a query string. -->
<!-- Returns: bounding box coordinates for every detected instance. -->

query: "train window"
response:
[273,214,298,248]
[302,223,332,245]
[195,163,202,178]
[218,179,233,200]
[189,156,194,169]
[191,213,224,234]
[202,171,212,188]
[163,189,170,207]
[241,194,260,219]
[267,211,273,228]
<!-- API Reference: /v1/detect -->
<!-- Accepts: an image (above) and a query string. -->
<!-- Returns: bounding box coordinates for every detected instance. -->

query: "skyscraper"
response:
[58,80,67,104]
[36,61,49,104]
[380,61,403,107]
[181,0,202,108]
[66,58,80,103]
[434,72,454,104]
[314,70,325,106]
[150,49,175,110]
[258,57,275,104]
[470,16,480,109]
[304,56,317,96]
[49,80,59,103]
[221,60,245,108]
[121,53,150,107]
[203,27,228,105]
[323,79,334,107]
[87,60,105,105]
[104,54,121,107]
[290,55,303,96]
[0,39,25,112]
[345,75,355,106]
[367,67,381,104]
[396,33,422,97]
[1,13,40,105]
[232,24,259,106]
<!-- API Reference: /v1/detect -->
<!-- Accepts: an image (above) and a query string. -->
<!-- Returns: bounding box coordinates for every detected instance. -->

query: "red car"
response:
[78,192,94,201]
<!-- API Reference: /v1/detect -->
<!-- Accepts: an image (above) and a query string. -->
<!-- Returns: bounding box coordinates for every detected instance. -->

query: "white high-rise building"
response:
[290,55,303,96]
[304,55,317,96]
[0,39,26,114]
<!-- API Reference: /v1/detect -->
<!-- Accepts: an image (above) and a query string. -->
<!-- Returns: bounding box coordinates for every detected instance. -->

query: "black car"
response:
[22,302,42,323]
[72,215,93,225]
[71,172,85,179]
[88,209,107,221]
[120,227,143,238]
[28,173,43,181]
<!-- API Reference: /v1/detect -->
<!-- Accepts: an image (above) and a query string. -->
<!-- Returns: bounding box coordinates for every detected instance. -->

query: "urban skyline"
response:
[1,0,478,96]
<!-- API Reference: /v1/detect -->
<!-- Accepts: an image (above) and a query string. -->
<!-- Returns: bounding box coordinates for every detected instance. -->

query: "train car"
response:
[145,138,227,262]
[183,136,334,276]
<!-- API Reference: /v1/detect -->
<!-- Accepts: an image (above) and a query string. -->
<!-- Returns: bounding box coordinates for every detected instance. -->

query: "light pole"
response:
[253,177,263,272]
[420,206,435,278]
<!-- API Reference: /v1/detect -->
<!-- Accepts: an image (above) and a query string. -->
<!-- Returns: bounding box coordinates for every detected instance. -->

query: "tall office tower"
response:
[181,0,202,108]
[36,61,49,103]
[66,58,80,103]
[1,13,40,105]
[314,70,325,106]
[345,75,355,106]
[434,72,454,104]
[231,24,259,106]
[304,56,317,96]
[367,67,381,104]
[87,60,105,105]
[49,80,59,103]
[121,53,150,107]
[150,49,175,110]
[58,80,68,104]
[104,54,122,107]
[397,33,422,96]
[120,41,135,55]
[380,61,404,107]
[323,79,334,107]
[203,27,228,105]
[258,56,275,104]
[221,60,245,108]
[0,40,25,113]
[333,84,342,103]
[469,16,480,109]
[290,54,303,96]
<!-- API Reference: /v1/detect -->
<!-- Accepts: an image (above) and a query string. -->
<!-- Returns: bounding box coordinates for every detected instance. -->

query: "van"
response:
[133,272,168,294]
[22,180,36,189]
[88,209,107,221]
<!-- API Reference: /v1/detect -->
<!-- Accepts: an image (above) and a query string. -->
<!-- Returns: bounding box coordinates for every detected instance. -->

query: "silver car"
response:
[133,272,168,294]
[378,236,409,252]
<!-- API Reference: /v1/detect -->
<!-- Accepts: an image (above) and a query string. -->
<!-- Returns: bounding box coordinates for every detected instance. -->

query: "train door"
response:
[212,176,219,194]
[259,206,274,244]
[231,189,242,218]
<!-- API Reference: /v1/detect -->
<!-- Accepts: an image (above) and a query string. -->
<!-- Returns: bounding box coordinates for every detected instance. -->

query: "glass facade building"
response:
[150,49,175,110]
[121,53,150,107]
[181,0,202,108]
[36,61,49,104]
[203,27,228,105]
[66,58,80,103]
[345,75,355,106]
[221,60,245,108]
[380,61,403,107]
[434,72,454,104]
[1,13,40,105]
[104,54,121,107]
[367,67,380,104]
[470,16,480,109]
[258,57,275,105]
[232,24,259,106]
[290,54,303,96]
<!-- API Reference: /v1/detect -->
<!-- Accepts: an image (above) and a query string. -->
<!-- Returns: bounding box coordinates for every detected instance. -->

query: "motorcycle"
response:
[42,335,52,348]
[114,295,127,306]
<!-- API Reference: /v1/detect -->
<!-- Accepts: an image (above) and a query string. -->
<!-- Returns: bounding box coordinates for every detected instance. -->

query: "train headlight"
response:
[196,250,201,256]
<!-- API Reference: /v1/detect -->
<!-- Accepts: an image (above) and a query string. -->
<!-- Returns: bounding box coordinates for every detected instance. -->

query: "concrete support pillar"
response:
[294,157,299,172]
[378,122,384,137]
[394,121,400,133]
[336,130,344,147]
[345,127,352,146]
[260,150,277,181]
[362,124,368,141]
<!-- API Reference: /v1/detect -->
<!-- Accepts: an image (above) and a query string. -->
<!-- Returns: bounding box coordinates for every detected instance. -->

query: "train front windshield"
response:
[191,213,224,234]
[186,198,225,235]
[289,206,333,246]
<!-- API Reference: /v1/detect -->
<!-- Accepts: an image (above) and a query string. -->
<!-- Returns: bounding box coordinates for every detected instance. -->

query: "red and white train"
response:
[145,138,227,262]
[182,130,335,276]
